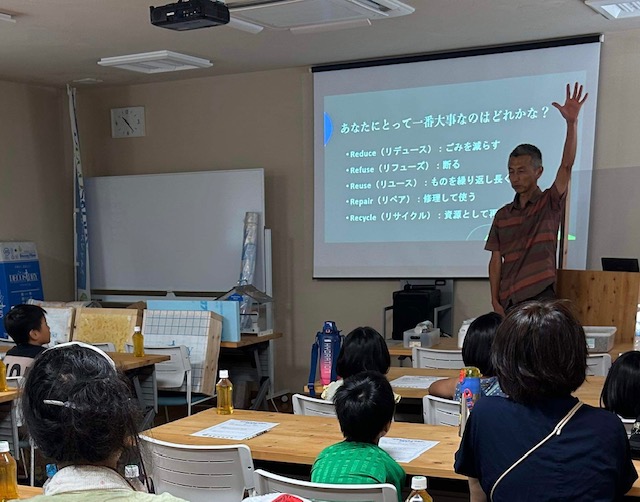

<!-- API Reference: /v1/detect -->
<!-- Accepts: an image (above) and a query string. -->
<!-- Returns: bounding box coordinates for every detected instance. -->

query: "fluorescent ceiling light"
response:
[290,18,371,34]
[585,1,640,19]
[98,50,212,74]
[227,16,264,33]
[72,78,104,84]
[0,13,16,23]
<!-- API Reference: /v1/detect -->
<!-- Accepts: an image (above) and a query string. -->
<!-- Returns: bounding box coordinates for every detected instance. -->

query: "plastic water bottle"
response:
[405,476,433,502]
[132,326,145,358]
[634,304,640,352]
[43,464,58,490]
[125,464,147,492]
[216,369,234,415]
[0,441,18,502]
[459,366,481,437]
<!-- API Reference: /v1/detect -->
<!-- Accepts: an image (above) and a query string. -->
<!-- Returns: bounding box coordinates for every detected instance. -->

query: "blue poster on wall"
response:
[0,242,44,338]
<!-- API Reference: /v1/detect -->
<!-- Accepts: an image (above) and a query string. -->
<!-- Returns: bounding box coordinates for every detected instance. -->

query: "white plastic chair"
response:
[619,416,635,438]
[5,376,36,486]
[253,469,397,502]
[141,436,254,502]
[91,342,116,352]
[422,395,460,427]
[412,346,463,369]
[292,394,337,417]
[586,353,612,376]
[126,344,212,420]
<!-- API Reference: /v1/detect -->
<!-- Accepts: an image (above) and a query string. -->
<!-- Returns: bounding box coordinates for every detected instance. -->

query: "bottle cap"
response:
[125,464,140,478]
[0,441,9,453]
[46,464,58,478]
[219,369,229,379]
[134,326,141,333]
[411,476,427,490]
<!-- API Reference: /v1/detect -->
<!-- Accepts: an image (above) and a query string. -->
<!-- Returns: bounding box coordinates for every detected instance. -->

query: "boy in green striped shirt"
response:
[311,371,406,502]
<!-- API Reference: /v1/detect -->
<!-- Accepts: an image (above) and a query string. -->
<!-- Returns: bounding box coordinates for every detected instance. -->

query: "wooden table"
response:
[143,408,465,480]
[612,342,633,361]
[306,367,459,400]
[108,352,170,370]
[0,346,170,369]
[387,337,459,358]
[0,388,19,404]
[220,333,283,410]
[108,352,170,429]
[144,408,640,497]
[18,485,43,498]
[308,368,607,404]
[388,338,633,363]
[220,332,282,349]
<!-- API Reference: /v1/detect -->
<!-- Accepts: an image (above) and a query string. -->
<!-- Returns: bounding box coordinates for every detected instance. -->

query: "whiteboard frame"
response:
[85,169,266,294]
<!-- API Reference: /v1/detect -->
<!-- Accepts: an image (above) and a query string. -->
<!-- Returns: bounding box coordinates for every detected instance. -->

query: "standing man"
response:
[486,83,588,316]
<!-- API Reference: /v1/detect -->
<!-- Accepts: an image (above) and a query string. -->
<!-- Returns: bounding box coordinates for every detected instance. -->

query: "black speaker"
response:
[391,286,441,340]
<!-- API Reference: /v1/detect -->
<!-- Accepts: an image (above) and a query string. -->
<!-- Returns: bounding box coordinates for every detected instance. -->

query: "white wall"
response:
[4,28,638,392]
[0,81,73,301]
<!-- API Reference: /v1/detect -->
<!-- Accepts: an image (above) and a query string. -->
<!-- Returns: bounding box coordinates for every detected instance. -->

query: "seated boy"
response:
[311,370,406,502]
[3,304,50,377]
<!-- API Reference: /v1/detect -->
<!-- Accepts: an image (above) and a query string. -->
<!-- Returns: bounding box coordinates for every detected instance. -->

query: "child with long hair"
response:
[22,342,186,501]
[429,312,505,400]
[321,326,395,401]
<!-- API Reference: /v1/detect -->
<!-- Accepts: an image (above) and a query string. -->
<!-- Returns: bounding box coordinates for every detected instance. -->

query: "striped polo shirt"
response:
[485,184,566,308]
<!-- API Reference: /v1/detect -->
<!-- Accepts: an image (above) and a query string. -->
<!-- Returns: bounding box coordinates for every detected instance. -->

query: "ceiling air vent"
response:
[226,0,414,32]
[98,50,213,74]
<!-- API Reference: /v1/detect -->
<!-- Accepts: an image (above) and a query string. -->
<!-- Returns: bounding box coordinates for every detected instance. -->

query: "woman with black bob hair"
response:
[22,342,185,501]
[429,312,505,400]
[601,350,640,420]
[455,300,637,502]
[321,326,395,401]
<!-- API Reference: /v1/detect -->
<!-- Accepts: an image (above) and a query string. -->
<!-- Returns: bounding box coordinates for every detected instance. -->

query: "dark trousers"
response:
[505,284,557,314]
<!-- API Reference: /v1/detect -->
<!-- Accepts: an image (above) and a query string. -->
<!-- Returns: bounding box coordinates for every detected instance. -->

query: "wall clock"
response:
[110,106,145,138]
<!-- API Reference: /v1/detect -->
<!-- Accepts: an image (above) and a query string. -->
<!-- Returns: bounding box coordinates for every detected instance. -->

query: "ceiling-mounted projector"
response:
[150,0,230,31]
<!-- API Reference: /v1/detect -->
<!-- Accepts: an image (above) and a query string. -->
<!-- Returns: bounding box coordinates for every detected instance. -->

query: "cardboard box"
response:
[0,242,44,338]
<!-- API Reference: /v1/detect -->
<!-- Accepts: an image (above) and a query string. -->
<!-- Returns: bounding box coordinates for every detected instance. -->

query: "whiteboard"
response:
[85,169,265,293]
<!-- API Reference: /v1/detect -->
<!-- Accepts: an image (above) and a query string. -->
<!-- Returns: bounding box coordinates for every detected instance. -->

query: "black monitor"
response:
[601,257,640,272]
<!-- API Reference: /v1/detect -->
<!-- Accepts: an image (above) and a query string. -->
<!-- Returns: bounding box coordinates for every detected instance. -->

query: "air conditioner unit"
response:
[226,0,414,32]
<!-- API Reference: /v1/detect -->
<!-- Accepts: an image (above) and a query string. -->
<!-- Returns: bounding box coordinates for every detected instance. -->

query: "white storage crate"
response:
[584,326,616,353]
[403,328,441,348]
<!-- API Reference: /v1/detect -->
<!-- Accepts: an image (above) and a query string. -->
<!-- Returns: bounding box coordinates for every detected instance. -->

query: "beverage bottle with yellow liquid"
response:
[0,357,8,393]
[405,476,433,502]
[132,326,145,358]
[0,441,18,502]
[216,369,234,415]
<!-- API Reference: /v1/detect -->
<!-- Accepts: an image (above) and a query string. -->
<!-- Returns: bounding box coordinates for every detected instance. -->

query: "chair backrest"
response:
[5,376,24,428]
[292,394,337,417]
[5,376,22,389]
[127,344,191,389]
[91,342,116,352]
[141,436,254,502]
[619,416,635,438]
[412,347,464,369]
[0,377,21,457]
[586,353,612,376]
[254,469,397,502]
[422,395,460,426]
